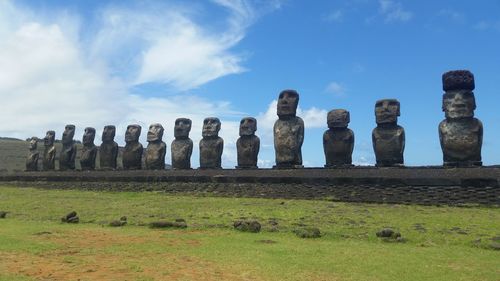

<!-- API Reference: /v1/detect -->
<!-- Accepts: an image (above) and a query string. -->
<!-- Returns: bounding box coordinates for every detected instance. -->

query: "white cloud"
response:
[324,10,343,23]
[0,0,280,168]
[324,81,346,97]
[378,0,412,23]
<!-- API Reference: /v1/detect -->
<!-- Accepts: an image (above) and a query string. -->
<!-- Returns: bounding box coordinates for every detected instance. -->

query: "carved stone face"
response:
[174,118,192,138]
[202,117,221,138]
[102,125,116,142]
[442,90,476,119]
[375,99,400,125]
[44,131,55,146]
[147,123,164,142]
[125,124,141,143]
[277,90,299,118]
[62,125,75,145]
[29,137,37,150]
[239,117,257,136]
[327,109,350,128]
[83,127,96,145]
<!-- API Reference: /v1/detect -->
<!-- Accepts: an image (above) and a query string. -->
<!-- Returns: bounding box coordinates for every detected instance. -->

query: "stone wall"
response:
[1,167,499,206]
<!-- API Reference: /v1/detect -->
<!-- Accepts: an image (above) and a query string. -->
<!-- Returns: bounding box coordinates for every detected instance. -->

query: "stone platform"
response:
[1,167,499,206]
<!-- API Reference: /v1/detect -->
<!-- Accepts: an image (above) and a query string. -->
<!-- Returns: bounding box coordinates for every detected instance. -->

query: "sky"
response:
[1,0,499,168]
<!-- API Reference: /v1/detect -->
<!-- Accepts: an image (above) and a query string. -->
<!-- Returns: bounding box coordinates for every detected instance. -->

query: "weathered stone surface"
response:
[109,216,127,227]
[372,99,405,167]
[273,89,304,168]
[25,137,39,171]
[123,124,143,170]
[323,109,354,167]
[80,127,97,170]
[199,117,223,169]
[376,228,400,238]
[236,117,260,169]
[59,125,77,171]
[171,118,193,169]
[145,123,166,170]
[61,211,79,223]
[42,130,56,171]
[439,70,482,167]
[233,220,261,233]
[149,221,187,228]
[99,125,118,170]
[294,227,321,238]
[0,211,7,218]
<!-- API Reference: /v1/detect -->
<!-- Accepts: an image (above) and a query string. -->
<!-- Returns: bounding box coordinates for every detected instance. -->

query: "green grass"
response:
[0,185,499,281]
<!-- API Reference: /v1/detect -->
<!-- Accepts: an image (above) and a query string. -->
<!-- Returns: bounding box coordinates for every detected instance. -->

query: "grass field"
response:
[0,185,499,281]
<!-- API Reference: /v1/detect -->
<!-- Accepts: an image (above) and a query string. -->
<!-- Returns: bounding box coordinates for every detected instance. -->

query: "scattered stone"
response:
[233,220,261,233]
[294,227,321,238]
[109,217,127,227]
[61,211,79,223]
[376,228,401,239]
[0,211,7,218]
[149,221,187,229]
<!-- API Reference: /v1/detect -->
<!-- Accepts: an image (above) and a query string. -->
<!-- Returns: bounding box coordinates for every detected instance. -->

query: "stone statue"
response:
[372,99,405,167]
[199,117,223,169]
[99,125,119,170]
[323,109,354,167]
[439,70,483,167]
[25,137,39,171]
[123,124,143,170]
[171,118,193,169]
[273,89,304,168]
[145,123,166,170]
[59,125,77,171]
[80,127,97,170]
[42,130,56,170]
[236,117,260,169]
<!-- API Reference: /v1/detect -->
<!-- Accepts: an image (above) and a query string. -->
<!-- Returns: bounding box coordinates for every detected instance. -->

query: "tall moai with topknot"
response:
[439,70,483,167]
[273,89,304,168]
[372,99,405,167]
[323,109,354,167]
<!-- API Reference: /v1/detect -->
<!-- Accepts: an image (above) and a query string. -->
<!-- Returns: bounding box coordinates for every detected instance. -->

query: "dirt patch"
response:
[3,228,261,281]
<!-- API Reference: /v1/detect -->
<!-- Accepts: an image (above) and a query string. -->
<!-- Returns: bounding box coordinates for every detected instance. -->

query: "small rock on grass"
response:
[109,216,127,227]
[294,227,321,238]
[233,220,261,233]
[61,211,79,223]
[376,228,406,242]
[0,211,7,218]
[149,221,187,229]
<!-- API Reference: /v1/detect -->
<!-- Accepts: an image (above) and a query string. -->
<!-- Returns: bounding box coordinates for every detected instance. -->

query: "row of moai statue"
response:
[26,70,482,171]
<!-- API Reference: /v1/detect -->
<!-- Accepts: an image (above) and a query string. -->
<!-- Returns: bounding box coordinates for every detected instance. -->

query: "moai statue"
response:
[42,130,56,170]
[236,117,260,169]
[59,125,77,171]
[199,117,223,169]
[145,123,166,170]
[323,109,354,167]
[171,118,193,169]
[80,127,97,170]
[123,124,143,170]
[439,70,483,167]
[25,137,39,171]
[372,99,405,167]
[273,89,304,168]
[99,125,119,170]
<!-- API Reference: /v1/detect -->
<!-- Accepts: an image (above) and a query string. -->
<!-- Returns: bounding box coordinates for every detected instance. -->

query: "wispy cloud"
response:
[378,0,413,23]
[324,82,347,97]
[438,9,465,24]
[474,20,500,31]
[323,10,343,23]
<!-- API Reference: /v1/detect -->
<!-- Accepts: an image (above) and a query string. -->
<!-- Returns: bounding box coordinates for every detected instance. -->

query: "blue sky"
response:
[1,0,499,167]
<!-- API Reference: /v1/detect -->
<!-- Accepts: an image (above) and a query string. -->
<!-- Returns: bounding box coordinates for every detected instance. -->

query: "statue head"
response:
[375,99,400,125]
[277,89,299,118]
[147,123,164,142]
[44,130,55,146]
[239,117,257,136]
[125,124,141,143]
[102,125,116,142]
[442,70,476,119]
[62,125,75,145]
[82,127,96,145]
[202,117,221,138]
[29,137,38,150]
[327,109,350,129]
[174,118,192,139]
